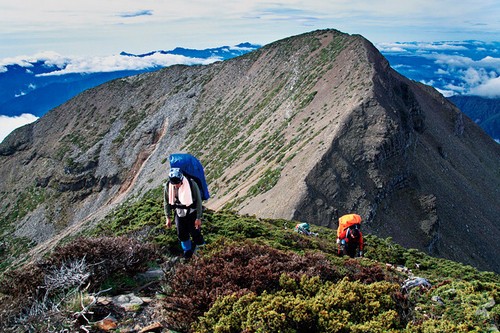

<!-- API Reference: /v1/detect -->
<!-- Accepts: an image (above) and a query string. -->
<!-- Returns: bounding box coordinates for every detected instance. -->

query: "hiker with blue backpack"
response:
[164,167,205,259]
[164,154,210,259]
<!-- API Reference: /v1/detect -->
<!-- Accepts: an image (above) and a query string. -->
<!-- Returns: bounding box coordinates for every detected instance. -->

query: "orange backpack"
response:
[337,214,362,238]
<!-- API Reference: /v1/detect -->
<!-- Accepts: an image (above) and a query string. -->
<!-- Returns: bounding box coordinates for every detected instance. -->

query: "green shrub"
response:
[405,280,499,332]
[194,276,404,333]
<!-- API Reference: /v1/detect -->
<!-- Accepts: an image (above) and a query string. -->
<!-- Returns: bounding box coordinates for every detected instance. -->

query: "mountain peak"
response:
[1,29,499,273]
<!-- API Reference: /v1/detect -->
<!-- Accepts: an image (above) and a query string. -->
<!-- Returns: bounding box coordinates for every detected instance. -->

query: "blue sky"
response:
[0,1,499,142]
[1,0,498,58]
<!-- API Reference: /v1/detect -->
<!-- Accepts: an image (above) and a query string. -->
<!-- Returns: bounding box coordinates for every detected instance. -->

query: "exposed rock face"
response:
[1,29,499,272]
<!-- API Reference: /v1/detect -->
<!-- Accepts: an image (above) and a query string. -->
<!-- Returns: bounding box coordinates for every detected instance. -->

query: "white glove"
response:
[359,251,363,257]
[336,238,340,244]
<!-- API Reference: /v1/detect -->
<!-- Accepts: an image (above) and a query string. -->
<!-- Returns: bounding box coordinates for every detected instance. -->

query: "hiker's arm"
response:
[192,181,203,220]
[359,232,364,255]
[338,229,347,240]
[163,183,173,227]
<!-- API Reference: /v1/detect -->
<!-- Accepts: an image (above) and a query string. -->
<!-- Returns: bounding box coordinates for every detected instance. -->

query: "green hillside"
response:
[0,186,498,332]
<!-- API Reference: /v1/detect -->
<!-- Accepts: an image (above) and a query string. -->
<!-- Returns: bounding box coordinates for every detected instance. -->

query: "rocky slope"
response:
[0,29,499,273]
[448,95,500,142]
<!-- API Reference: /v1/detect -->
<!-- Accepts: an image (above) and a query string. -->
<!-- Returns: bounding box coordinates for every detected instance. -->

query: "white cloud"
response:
[444,83,467,94]
[430,54,474,68]
[477,56,500,69]
[462,67,486,86]
[420,79,436,86]
[435,88,456,97]
[36,52,222,76]
[0,113,38,143]
[411,51,500,96]
[469,76,500,98]
[0,50,224,76]
[0,51,69,72]
[376,41,469,53]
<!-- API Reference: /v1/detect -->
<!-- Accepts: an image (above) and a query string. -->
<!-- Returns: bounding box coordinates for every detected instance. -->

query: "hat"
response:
[169,167,184,184]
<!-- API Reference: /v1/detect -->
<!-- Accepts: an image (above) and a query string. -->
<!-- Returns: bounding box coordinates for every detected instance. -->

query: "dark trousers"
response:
[345,241,359,258]
[175,211,204,257]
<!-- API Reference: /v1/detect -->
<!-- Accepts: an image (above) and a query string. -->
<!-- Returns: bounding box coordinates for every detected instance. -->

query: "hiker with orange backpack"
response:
[337,214,364,258]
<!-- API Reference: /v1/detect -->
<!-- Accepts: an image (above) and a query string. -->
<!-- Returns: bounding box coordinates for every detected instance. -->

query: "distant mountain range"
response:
[0,43,261,118]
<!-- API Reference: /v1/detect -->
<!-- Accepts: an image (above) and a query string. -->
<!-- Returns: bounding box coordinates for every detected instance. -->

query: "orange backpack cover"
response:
[337,214,362,238]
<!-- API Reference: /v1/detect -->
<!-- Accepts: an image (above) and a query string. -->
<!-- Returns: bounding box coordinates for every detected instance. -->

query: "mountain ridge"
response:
[0,29,499,273]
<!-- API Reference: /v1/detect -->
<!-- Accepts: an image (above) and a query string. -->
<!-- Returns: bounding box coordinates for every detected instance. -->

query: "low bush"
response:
[46,236,158,288]
[193,275,404,333]
[0,236,159,331]
[161,240,341,332]
[160,239,405,332]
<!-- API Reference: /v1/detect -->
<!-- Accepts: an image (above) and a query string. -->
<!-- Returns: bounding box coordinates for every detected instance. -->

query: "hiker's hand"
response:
[166,217,172,229]
[195,218,202,229]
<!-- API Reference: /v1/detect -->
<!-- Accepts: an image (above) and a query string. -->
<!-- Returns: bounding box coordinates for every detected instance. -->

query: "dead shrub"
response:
[46,236,158,287]
[0,236,158,332]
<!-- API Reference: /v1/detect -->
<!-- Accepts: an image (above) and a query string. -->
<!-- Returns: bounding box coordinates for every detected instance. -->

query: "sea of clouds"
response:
[377,40,500,98]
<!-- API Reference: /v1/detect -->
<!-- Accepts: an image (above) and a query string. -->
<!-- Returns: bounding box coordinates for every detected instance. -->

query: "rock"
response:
[136,268,164,282]
[97,296,112,305]
[431,295,445,306]
[112,293,144,312]
[402,277,431,292]
[483,297,496,310]
[94,316,118,331]
[139,322,163,333]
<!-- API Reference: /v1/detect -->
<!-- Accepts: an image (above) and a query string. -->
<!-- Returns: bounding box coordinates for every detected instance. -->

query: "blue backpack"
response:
[169,153,210,201]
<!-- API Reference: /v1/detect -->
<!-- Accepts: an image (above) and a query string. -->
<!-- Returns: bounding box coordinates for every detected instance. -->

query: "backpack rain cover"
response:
[169,153,210,200]
[337,214,362,238]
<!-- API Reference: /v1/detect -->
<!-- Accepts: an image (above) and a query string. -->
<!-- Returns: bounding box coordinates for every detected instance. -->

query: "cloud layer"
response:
[0,114,38,143]
[378,41,500,98]
[0,50,226,143]
[0,51,222,76]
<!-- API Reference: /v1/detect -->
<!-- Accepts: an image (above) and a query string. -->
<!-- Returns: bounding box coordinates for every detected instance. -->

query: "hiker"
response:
[294,222,312,235]
[294,222,318,236]
[164,167,205,259]
[336,214,364,258]
[338,227,364,258]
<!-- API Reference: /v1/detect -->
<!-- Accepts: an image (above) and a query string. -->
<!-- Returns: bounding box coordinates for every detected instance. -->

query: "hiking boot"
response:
[183,249,194,259]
